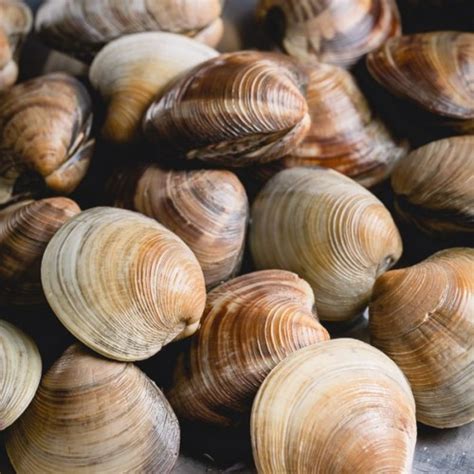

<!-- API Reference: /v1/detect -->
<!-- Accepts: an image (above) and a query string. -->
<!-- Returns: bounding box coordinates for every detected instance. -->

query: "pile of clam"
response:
[0,0,473,472]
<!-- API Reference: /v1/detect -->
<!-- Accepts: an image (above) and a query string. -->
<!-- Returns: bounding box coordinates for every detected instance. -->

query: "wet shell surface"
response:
[251,339,417,474]
[370,248,474,428]
[0,320,41,430]
[367,32,474,120]
[6,344,180,473]
[167,270,329,426]
[0,197,80,306]
[0,0,32,90]
[35,0,223,60]
[143,51,311,167]
[41,207,206,361]
[257,0,401,67]
[109,165,248,289]
[89,32,218,143]
[257,63,407,187]
[0,73,94,206]
[391,136,474,239]
[250,167,403,321]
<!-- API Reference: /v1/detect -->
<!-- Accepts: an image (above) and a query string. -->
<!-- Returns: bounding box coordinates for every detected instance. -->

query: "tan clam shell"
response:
[89,32,218,143]
[257,0,401,68]
[35,0,223,60]
[0,320,41,430]
[167,270,329,426]
[370,248,474,428]
[0,197,80,306]
[250,167,403,321]
[391,136,474,239]
[6,343,180,473]
[0,0,32,90]
[41,207,206,361]
[0,73,94,206]
[251,339,417,473]
[108,165,248,289]
[257,63,407,187]
[367,32,474,120]
[143,51,311,167]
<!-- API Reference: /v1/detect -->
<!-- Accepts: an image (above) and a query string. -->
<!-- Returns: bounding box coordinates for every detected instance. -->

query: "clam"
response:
[370,248,474,428]
[36,0,223,61]
[89,32,218,143]
[108,165,248,289]
[391,136,474,239]
[0,197,80,306]
[257,0,401,68]
[41,207,206,361]
[0,73,94,206]
[0,0,32,90]
[167,270,329,426]
[0,320,41,430]
[6,343,180,473]
[367,32,474,132]
[251,339,417,473]
[143,51,311,167]
[250,167,403,322]
[256,63,407,187]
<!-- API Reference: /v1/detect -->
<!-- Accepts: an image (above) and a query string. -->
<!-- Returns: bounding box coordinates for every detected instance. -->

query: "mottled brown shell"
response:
[108,165,248,289]
[0,197,80,306]
[370,248,474,428]
[35,0,223,61]
[0,73,94,206]
[143,51,311,167]
[367,32,474,120]
[391,136,474,239]
[167,270,329,426]
[257,0,401,67]
[7,344,180,473]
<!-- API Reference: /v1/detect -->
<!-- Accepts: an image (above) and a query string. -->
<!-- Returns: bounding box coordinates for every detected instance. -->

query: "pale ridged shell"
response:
[257,0,401,67]
[6,344,180,473]
[257,63,407,187]
[367,32,474,120]
[370,248,474,428]
[168,270,329,426]
[108,165,248,289]
[251,339,417,473]
[391,136,474,238]
[0,320,41,430]
[250,167,403,321]
[143,51,311,167]
[41,207,206,361]
[0,0,32,90]
[0,73,94,206]
[89,32,218,143]
[0,197,80,306]
[35,0,223,60]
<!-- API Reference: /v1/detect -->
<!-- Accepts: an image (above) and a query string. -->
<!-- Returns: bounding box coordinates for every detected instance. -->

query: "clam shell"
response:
[370,248,474,428]
[391,136,474,239]
[35,0,223,60]
[0,320,41,430]
[0,197,80,306]
[0,73,94,206]
[168,270,329,426]
[6,343,180,473]
[41,207,206,361]
[89,32,218,143]
[251,339,417,473]
[250,167,403,321]
[367,32,474,120]
[143,51,311,167]
[108,165,248,289]
[257,0,401,67]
